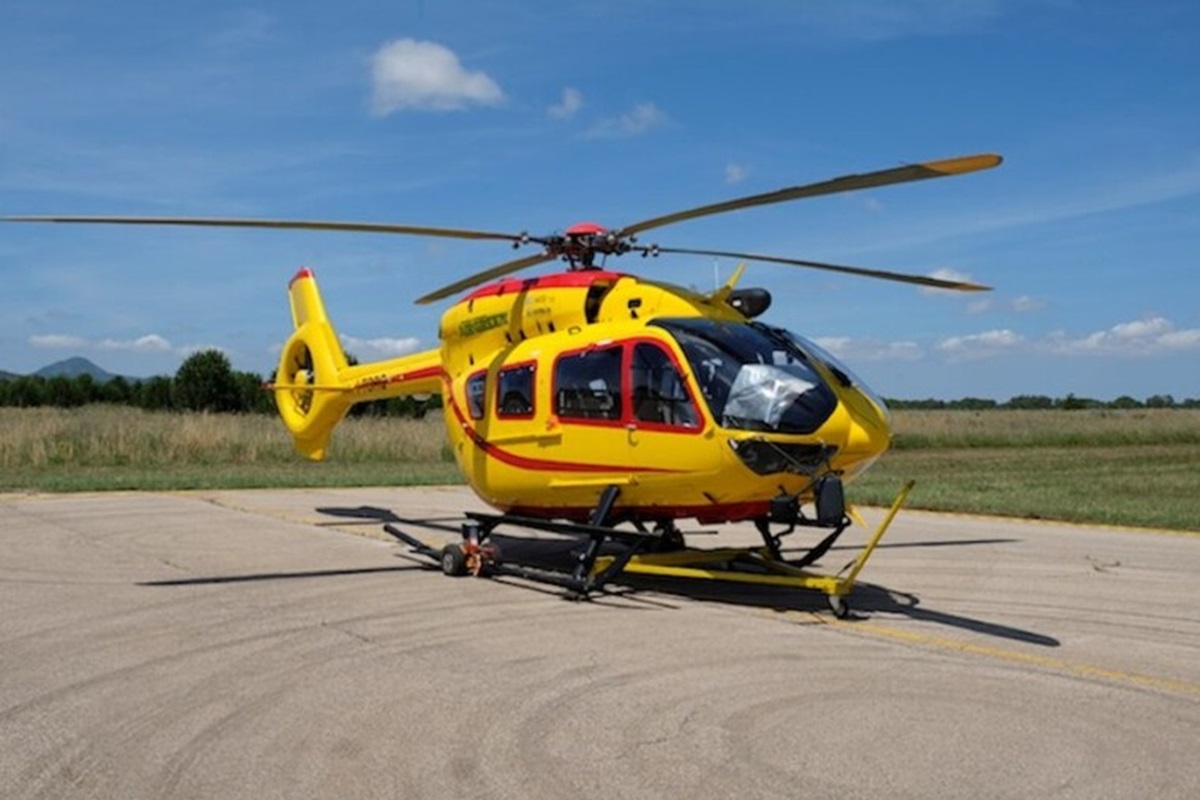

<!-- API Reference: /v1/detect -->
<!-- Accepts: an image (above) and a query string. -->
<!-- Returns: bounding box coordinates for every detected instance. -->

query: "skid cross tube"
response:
[590,481,915,616]
[386,481,914,615]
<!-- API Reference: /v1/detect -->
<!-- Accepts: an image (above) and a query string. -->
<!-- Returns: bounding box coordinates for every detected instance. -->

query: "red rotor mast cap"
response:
[564,221,607,236]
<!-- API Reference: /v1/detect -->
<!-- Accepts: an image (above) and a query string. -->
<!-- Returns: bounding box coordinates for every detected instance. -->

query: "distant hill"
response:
[0,357,149,384]
[33,357,120,382]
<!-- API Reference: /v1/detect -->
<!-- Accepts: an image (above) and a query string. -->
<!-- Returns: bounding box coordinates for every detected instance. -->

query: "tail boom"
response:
[274,268,442,460]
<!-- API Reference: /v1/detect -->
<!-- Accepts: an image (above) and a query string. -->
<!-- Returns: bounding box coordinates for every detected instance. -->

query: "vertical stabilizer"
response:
[273,268,442,460]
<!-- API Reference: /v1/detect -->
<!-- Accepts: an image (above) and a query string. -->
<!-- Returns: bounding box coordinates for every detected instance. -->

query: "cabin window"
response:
[631,343,700,428]
[554,346,623,421]
[466,371,487,420]
[497,363,535,417]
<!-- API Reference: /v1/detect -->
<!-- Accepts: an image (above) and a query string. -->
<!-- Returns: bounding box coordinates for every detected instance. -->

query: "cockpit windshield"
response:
[653,318,837,434]
[776,329,891,423]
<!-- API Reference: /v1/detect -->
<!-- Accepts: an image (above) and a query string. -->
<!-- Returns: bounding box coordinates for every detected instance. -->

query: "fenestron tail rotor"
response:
[4,152,1002,301]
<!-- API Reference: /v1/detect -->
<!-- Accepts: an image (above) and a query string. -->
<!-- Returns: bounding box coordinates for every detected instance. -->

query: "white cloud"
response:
[1047,316,1200,356]
[585,102,667,139]
[815,336,923,361]
[1112,317,1172,339]
[1160,329,1200,349]
[370,39,504,115]
[30,334,88,349]
[98,334,172,352]
[937,329,1024,361]
[341,334,422,359]
[725,162,749,184]
[927,315,1200,364]
[1011,295,1045,313]
[29,332,200,356]
[967,295,1042,316]
[548,87,583,119]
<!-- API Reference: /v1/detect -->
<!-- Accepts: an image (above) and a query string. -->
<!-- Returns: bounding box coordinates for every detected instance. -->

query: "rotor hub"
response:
[542,222,636,269]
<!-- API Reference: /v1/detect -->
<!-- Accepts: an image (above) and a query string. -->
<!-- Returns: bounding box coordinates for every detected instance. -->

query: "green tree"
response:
[1058,393,1095,410]
[102,375,134,405]
[137,376,175,410]
[174,350,243,412]
[1006,394,1054,410]
[885,398,946,410]
[7,376,47,407]
[948,397,998,410]
[45,375,84,407]
[73,374,102,405]
[235,370,274,414]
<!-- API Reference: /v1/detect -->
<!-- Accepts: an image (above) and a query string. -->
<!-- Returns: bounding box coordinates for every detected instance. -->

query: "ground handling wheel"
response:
[441,544,468,577]
[829,595,850,619]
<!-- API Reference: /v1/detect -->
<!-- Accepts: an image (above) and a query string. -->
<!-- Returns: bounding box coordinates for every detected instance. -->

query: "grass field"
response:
[0,406,459,492]
[2,406,1197,531]
[851,409,1200,531]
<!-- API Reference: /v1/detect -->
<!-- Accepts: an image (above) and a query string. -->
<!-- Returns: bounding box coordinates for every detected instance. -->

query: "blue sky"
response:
[2,0,1198,401]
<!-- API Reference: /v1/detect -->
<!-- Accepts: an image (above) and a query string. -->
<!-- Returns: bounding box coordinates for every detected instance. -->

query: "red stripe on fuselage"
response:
[389,365,442,384]
[353,365,444,392]
[445,390,681,475]
[463,270,624,303]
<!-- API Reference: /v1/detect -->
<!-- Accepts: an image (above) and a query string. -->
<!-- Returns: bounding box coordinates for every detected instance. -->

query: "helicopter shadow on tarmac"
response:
[315,505,1061,649]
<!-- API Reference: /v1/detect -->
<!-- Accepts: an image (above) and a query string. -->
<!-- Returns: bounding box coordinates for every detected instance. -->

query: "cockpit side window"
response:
[666,330,739,418]
[554,346,623,421]
[632,342,700,428]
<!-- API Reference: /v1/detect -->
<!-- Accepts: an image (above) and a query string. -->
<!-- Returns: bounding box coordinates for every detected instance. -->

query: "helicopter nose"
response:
[838,390,892,473]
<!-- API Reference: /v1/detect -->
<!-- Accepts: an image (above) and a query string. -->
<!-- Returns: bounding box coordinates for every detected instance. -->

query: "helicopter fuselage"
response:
[275,267,891,525]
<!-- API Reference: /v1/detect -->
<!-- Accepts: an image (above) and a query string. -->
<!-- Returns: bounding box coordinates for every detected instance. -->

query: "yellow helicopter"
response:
[7,153,1000,614]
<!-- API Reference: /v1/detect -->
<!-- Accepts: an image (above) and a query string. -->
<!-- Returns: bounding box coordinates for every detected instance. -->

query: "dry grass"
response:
[0,406,456,490]
[3,406,1197,531]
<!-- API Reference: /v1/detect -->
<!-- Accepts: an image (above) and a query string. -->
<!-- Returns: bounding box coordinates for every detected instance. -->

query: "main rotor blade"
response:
[618,153,1002,238]
[415,251,557,305]
[3,215,524,243]
[652,246,992,291]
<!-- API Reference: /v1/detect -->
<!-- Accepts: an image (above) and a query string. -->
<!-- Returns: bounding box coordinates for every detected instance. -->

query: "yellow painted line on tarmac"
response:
[862,505,1200,538]
[799,613,1200,700]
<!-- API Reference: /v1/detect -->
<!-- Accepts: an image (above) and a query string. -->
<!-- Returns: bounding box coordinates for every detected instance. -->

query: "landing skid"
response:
[384,481,914,618]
